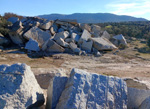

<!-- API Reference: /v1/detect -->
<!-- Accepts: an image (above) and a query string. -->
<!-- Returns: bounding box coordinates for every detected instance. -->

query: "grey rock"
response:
[42,39,65,53]
[91,37,117,51]
[65,38,73,43]
[71,33,80,42]
[39,21,52,30]
[58,19,78,25]
[7,17,19,24]
[24,26,51,47]
[101,31,111,39]
[55,38,69,48]
[81,40,93,52]
[25,39,40,51]
[79,23,91,32]
[0,63,44,109]
[56,68,127,109]
[91,24,102,37]
[46,72,68,109]
[78,29,91,45]
[69,42,81,54]
[139,96,150,109]
[0,33,10,46]
[53,31,69,41]
[58,28,64,33]
[112,34,127,46]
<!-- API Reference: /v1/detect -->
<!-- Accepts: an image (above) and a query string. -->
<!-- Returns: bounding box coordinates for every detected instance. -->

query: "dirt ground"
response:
[0,40,150,108]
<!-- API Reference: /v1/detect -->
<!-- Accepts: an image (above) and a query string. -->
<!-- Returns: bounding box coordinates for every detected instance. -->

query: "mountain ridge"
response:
[38,13,148,23]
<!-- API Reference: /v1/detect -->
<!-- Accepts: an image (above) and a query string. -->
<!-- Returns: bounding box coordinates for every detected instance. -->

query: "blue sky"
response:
[0,0,150,20]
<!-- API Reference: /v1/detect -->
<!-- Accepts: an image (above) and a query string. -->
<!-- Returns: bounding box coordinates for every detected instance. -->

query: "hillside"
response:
[38,13,148,23]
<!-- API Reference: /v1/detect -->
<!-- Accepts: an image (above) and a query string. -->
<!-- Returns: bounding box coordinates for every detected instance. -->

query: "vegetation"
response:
[3,12,23,20]
[97,21,150,39]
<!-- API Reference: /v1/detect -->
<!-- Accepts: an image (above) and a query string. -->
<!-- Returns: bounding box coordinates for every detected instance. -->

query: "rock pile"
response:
[47,68,128,109]
[0,63,45,109]
[7,17,127,55]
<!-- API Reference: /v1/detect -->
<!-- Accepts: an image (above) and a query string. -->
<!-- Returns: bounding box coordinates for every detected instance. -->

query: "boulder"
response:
[56,68,127,109]
[46,72,68,109]
[71,33,80,42]
[7,17,19,24]
[0,63,44,109]
[78,29,91,45]
[139,96,150,109]
[91,24,102,37]
[25,39,40,51]
[9,21,25,45]
[69,42,81,54]
[79,23,91,32]
[0,33,10,46]
[53,31,69,41]
[55,38,69,48]
[81,40,93,52]
[91,37,117,51]
[58,19,78,25]
[42,39,65,53]
[65,38,73,43]
[23,26,51,47]
[101,31,111,39]
[58,28,64,33]
[39,21,52,30]
[112,34,127,46]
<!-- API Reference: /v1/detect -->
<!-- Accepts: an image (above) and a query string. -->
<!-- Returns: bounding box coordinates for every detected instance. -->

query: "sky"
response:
[0,0,150,20]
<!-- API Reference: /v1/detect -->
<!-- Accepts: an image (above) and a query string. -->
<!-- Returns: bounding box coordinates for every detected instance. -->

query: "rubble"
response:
[7,16,129,56]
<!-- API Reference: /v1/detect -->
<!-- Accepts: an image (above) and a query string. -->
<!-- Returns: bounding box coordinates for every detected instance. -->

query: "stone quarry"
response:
[5,17,127,56]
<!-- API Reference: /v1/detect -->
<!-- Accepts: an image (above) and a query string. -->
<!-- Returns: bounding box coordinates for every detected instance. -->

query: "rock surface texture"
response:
[0,63,44,109]
[47,68,127,109]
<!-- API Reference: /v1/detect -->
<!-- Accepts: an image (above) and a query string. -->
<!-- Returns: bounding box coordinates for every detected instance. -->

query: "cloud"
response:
[106,0,150,19]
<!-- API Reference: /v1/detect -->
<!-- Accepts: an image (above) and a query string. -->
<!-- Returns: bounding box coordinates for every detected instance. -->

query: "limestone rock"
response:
[101,31,111,39]
[139,96,150,109]
[55,38,69,48]
[69,42,81,54]
[78,29,91,44]
[56,68,127,109]
[46,72,68,109]
[42,39,65,53]
[24,26,51,47]
[25,39,40,51]
[0,63,44,109]
[40,21,52,30]
[79,23,91,32]
[91,37,117,51]
[71,33,80,42]
[91,24,102,37]
[112,34,127,46]
[81,40,93,52]
[53,31,69,41]
[7,17,19,24]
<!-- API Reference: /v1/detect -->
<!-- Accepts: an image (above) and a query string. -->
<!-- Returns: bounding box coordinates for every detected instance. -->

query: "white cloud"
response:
[106,0,150,19]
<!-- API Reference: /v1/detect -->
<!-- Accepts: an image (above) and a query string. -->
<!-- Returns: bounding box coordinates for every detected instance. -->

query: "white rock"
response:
[42,39,65,53]
[56,38,69,48]
[24,26,51,47]
[56,68,127,109]
[69,42,81,54]
[78,29,91,44]
[79,23,91,32]
[25,39,40,51]
[71,33,80,42]
[101,31,111,39]
[91,24,102,37]
[0,63,44,109]
[91,37,117,51]
[113,34,127,46]
[40,21,52,30]
[81,40,93,52]
[53,31,69,41]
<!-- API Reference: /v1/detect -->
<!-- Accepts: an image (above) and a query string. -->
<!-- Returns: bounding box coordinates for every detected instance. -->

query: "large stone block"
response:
[25,39,40,51]
[53,31,69,41]
[42,39,65,53]
[81,40,93,52]
[101,31,111,39]
[40,21,52,30]
[78,29,91,44]
[0,63,44,109]
[91,37,117,51]
[112,34,127,46]
[56,68,127,109]
[23,26,51,47]
[7,17,19,24]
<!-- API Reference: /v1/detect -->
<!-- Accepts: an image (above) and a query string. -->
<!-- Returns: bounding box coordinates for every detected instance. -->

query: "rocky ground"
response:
[0,40,150,108]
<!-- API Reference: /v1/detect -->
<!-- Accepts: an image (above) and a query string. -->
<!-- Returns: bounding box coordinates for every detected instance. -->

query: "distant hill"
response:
[38,13,148,23]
